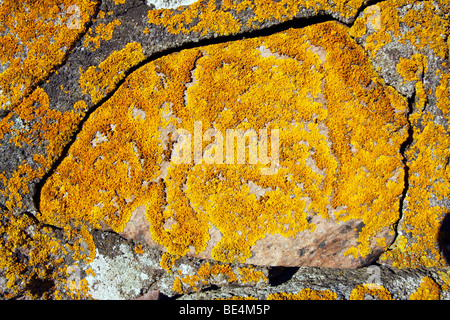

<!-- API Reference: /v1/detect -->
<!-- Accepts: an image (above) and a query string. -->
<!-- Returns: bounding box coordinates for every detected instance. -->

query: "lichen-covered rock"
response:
[0,205,95,299]
[350,0,450,268]
[1,0,449,300]
[0,0,98,111]
[0,0,372,216]
[181,265,450,300]
[40,21,408,268]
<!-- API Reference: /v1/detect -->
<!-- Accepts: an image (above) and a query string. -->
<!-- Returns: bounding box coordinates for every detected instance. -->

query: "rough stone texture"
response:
[181,265,450,300]
[38,21,408,268]
[0,0,369,216]
[0,0,449,300]
[350,0,450,268]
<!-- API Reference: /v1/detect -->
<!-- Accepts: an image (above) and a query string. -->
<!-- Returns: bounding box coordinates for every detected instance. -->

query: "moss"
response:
[0,0,98,110]
[41,21,408,265]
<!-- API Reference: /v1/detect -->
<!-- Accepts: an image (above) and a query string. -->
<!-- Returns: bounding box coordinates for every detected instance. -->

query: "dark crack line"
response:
[388,91,415,252]
[344,0,417,256]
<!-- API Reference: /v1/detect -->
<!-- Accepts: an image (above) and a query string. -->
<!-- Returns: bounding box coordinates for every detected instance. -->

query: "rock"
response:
[181,265,450,300]
[350,0,450,268]
[39,21,408,268]
[1,0,449,300]
[0,0,370,216]
[133,290,161,300]
[84,229,269,299]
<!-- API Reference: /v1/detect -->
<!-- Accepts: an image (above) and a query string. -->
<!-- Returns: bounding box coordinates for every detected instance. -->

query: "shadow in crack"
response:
[438,213,450,265]
[268,266,300,286]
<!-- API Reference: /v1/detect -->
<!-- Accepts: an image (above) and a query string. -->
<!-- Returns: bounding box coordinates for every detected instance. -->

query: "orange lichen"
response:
[134,245,144,254]
[409,276,441,300]
[171,261,266,293]
[437,271,450,292]
[172,277,183,294]
[267,288,337,300]
[380,118,450,268]
[396,54,427,83]
[352,0,450,269]
[0,0,98,110]
[0,88,84,211]
[83,18,122,51]
[147,0,366,37]
[349,284,393,300]
[238,267,267,284]
[0,208,93,299]
[79,42,145,104]
[350,0,449,59]
[217,296,258,300]
[41,21,408,265]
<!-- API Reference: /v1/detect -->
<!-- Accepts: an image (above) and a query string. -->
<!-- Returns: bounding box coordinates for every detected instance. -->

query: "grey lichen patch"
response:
[85,243,157,299]
[146,0,199,9]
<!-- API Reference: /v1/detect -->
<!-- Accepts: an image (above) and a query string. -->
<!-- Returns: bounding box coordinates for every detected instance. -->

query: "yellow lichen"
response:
[349,284,393,300]
[0,88,84,211]
[41,21,408,265]
[350,0,449,59]
[380,119,450,268]
[217,296,258,300]
[0,0,98,110]
[396,55,426,83]
[172,261,266,293]
[172,277,183,294]
[134,245,144,254]
[79,42,145,104]
[0,209,93,298]
[147,0,366,36]
[352,0,450,269]
[238,267,267,284]
[83,18,122,51]
[267,288,337,300]
[409,276,441,300]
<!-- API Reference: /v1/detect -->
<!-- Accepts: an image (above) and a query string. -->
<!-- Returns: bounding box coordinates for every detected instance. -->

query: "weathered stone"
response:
[39,21,408,268]
[180,265,450,300]
[1,0,449,300]
[0,0,371,216]
[350,0,450,268]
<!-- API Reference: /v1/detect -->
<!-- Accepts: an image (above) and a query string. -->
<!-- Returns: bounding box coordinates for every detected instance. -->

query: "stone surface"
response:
[0,0,449,300]
[181,265,450,300]
[39,21,408,268]
[0,0,369,216]
[350,0,450,268]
